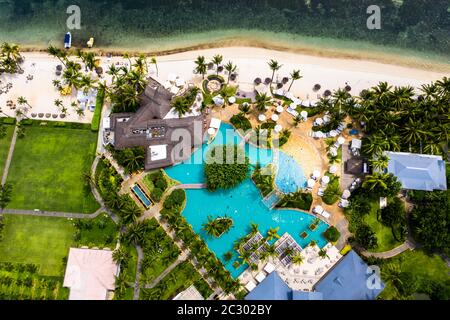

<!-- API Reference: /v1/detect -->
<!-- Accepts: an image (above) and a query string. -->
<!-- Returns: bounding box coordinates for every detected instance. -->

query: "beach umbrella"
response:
[300,110,308,119]
[340,199,350,208]
[307,179,315,188]
[228,96,236,104]
[321,175,330,185]
[207,127,216,135]
[342,189,351,199]
[329,165,338,174]
[323,115,331,123]
[274,124,282,133]
[324,90,332,97]
[315,118,324,126]
[277,83,283,89]
[282,77,289,84]
[289,103,298,110]
[264,77,272,85]
[309,100,317,107]
[329,147,338,157]
[168,73,177,82]
[329,130,338,137]
[345,85,352,92]
[254,78,262,85]
[313,84,321,92]
[337,137,345,145]
[276,105,284,113]
[312,169,321,179]
[271,114,279,122]
[258,114,266,122]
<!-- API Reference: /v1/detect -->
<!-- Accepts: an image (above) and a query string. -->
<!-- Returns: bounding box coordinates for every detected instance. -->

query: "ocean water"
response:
[165,123,325,278]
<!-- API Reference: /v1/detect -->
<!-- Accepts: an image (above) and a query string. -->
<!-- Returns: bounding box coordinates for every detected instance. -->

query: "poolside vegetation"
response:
[230,113,252,132]
[0,43,23,75]
[160,189,241,295]
[171,87,200,117]
[204,145,249,191]
[276,191,313,211]
[142,169,174,202]
[90,87,105,131]
[203,216,233,238]
[251,163,275,197]
[323,226,340,243]
[321,174,341,205]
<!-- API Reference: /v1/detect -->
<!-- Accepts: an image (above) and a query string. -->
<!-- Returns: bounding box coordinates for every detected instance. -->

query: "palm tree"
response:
[362,172,389,192]
[17,96,31,109]
[266,227,280,241]
[112,247,130,266]
[255,93,271,112]
[203,216,220,238]
[47,45,67,67]
[76,108,85,117]
[150,56,158,77]
[0,183,13,210]
[267,59,282,83]
[79,75,97,94]
[224,61,236,83]
[194,56,207,79]
[107,64,120,82]
[292,114,303,127]
[238,103,251,116]
[381,263,402,296]
[370,154,389,171]
[212,54,223,75]
[123,53,132,71]
[119,202,142,224]
[288,69,302,91]
[54,99,64,111]
[250,222,259,234]
[114,272,129,296]
[171,98,190,117]
[133,54,148,74]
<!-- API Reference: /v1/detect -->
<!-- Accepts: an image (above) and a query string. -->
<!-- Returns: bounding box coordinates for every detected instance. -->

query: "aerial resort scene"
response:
[0,0,449,307]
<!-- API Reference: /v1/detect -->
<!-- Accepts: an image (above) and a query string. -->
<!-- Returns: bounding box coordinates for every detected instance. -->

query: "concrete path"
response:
[176,183,206,189]
[0,207,105,219]
[360,239,416,259]
[132,245,144,300]
[143,252,188,289]
[1,125,18,186]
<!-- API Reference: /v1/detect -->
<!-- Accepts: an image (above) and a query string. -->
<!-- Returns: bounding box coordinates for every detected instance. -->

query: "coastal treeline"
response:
[0,0,449,57]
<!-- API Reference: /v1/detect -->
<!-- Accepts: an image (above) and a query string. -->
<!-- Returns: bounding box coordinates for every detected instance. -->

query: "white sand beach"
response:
[1,47,445,124]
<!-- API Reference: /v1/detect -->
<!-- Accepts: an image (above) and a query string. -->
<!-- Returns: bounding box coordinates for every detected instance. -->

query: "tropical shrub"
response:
[230,113,252,131]
[323,226,341,242]
[107,145,145,174]
[322,175,340,205]
[163,189,186,210]
[354,223,378,249]
[251,163,274,197]
[203,216,233,238]
[91,88,105,131]
[204,145,249,191]
[276,191,313,211]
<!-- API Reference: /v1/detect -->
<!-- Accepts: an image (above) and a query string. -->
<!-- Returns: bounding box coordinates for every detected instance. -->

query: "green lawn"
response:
[364,202,401,253]
[0,214,119,278]
[380,250,449,300]
[0,215,75,276]
[6,126,99,213]
[140,261,212,300]
[0,124,15,178]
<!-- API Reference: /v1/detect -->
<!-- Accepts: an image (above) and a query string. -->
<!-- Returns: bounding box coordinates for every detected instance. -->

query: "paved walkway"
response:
[176,183,206,189]
[143,252,188,289]
[132,245,144,300]
[1,125,18,186]
[0,207,105,218]
[360,239,416,259]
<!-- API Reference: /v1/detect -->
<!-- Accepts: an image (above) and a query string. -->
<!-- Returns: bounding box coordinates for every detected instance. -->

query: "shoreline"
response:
[14,32,450,74]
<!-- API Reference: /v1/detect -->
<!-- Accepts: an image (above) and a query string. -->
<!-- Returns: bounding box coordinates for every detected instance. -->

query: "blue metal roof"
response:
[314,250,384,300]
[385,152,447,191]
[244,272,292,300]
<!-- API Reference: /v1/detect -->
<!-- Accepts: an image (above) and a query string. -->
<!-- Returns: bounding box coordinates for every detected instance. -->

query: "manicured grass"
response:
[0,125,15,178]
[0,214,119,278]
[6,126,99,213]
[141,261,212,300]
[364,202,401,253]
[380,250,449,300]
[0,215,74,276]
[74,213,119,249]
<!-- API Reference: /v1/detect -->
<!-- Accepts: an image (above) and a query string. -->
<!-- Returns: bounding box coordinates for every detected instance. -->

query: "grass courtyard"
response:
[0,124,15,179]
[0,215,75,276]
[6,126,99,213]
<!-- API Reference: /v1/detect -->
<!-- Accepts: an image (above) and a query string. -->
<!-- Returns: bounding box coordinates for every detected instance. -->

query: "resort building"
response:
[385,151,447,191]
[172,285,204,300]
[63,248,118,300]
[109,78,206,170]
[245,250,384,300]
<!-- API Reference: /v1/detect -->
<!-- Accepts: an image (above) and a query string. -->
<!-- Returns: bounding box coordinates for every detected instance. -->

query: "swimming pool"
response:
[131,184,152,208]
[165,123,328,278]
[275,152,307,193]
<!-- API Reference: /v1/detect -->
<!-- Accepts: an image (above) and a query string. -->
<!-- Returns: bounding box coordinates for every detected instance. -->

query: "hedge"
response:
[0,117,16,125]
[91,88,105,132]
[276,191,313,211]
[323,226,341,242]
[18,119,90,130]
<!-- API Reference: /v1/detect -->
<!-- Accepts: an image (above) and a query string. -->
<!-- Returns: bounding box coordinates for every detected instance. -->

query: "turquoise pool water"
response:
[132,184,152,208]
[275,152,307,193]
[165,123,328,278]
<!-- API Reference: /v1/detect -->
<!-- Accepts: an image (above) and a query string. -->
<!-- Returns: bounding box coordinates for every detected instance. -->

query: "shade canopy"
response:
[228,96,236,104]
[329,130,338,137]
[307,179,316,188]
[207,127,216,135]
[329,147,338,157]
[312,169,321,178]
[315,118,324,125]
[271,114,279,122]
[321,176,330,184]
[329,165,338,174]
[315,131,325,138]
[258,114,266,122]
[276,105,284,113]
[342,189,351,199]
[300,110,308,118]
[323,115,331,123]
[274,124,282,133]
[337,137,345,145]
